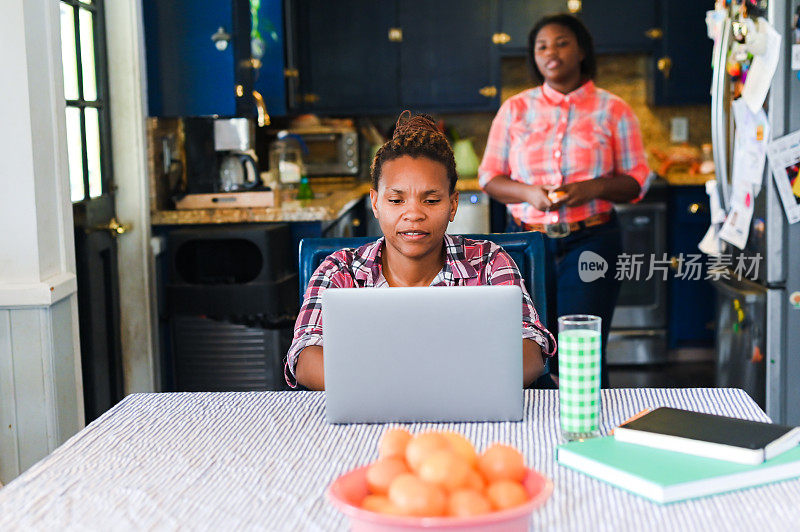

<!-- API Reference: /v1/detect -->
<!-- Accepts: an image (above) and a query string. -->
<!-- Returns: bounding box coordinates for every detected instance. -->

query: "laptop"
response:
[322,285,524,423]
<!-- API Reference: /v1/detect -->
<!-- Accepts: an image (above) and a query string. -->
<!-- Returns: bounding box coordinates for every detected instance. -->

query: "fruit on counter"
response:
[356,429,532,518]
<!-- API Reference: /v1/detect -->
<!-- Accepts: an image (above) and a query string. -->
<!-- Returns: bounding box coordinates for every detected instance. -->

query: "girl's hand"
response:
[525,185,554,211]
[552,179,604,207]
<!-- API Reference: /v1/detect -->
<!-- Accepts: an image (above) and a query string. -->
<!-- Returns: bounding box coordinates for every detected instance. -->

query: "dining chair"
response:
[298,232,549,328]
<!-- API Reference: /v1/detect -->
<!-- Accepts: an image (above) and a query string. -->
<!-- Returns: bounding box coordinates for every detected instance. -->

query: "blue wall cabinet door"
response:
[578,1,657,54]
[648,0,714,105]
[497,0,656,56]
[293,0,399,113]
[399,0,499,112]
[496,0,567,55]
[144,0,286,118]
[253,0,288,117]
[144,0,237,116]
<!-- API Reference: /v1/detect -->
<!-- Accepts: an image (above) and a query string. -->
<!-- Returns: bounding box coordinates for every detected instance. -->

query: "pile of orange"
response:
[360,428,531,518]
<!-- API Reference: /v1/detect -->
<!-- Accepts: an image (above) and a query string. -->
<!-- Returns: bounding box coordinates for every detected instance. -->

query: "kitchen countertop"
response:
[151,177,483,225]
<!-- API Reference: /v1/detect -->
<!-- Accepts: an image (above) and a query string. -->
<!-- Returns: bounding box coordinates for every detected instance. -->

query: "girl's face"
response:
[370,156,458,262]
[533,23,584,86]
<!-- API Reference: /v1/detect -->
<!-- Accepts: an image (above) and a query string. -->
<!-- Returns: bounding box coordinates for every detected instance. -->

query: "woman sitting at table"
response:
[285,112,555,390]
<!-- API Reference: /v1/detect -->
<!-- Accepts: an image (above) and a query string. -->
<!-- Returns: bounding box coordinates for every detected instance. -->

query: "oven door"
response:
[611,202,667,329]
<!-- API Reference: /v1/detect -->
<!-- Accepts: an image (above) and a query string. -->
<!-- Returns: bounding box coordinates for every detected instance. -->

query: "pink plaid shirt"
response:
[285,234,556,387]
[479,81,651,225]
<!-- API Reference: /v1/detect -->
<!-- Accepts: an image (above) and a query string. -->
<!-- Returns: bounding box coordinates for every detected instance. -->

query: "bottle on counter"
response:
[269,131,305,190]
[296,175,314,201]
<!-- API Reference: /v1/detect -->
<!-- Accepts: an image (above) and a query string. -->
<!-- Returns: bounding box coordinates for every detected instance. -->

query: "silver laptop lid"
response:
[322,285,523,423]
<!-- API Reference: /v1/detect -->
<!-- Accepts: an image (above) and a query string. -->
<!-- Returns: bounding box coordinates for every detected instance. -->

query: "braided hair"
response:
[370,111,458,194]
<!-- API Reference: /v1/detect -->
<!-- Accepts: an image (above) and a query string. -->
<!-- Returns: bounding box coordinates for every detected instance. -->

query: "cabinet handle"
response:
[252,90,270,127]
[657,57,673,79]
[669,256,680,270]
[352,218,361,228]
[688,202,705,215]
[567,0,582,14]
[388,28,403,42]
[284,68,299,78]
[645,28,664,40]
[492,32,511,45]
[479,86,497,98]
[302,94,319,104]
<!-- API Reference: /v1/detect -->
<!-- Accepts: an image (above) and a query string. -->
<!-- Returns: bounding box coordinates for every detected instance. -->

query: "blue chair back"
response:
[298,233,549,327]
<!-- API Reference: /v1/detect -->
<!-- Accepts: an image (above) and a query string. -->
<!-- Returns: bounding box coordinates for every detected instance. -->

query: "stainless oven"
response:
[287,126,359,176]
[607,200,668,364]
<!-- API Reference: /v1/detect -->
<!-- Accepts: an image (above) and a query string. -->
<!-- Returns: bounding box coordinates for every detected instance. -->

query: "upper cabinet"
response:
[143,0,287,118]
[648,0,714,106]
[496,0,570,54]
[290,0,500,114]
[496,0,657,56]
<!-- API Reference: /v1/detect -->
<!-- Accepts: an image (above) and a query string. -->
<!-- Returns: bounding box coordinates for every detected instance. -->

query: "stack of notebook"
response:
[557,407,800,504]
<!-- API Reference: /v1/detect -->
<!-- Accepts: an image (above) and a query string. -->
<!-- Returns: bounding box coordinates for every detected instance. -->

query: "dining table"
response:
[0,388,798,531]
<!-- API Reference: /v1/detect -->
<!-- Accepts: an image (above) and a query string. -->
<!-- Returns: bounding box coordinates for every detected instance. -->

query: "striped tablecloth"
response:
[1,389,798,531]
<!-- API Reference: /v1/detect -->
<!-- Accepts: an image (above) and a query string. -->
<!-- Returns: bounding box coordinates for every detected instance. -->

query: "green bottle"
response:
[296,175,314,200]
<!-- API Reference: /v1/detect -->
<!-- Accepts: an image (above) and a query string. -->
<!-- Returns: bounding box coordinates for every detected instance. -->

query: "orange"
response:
[388,473,447,517]
[441,431,478,466]
[463,469,485,492]
[378,428,412,460]
[447,489,492,517]
[417,449,470,493]
[477,443,526,483]
[486,480,529,510]
[366,456,409,495]
[361,494,403,515]
[405,432,450,473]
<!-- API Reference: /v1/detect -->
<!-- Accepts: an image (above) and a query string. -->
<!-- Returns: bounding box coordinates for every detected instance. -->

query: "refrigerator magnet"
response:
[789,292,800,310]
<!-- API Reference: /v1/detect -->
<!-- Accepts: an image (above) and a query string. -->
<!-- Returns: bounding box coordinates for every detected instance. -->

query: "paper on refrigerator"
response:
[718,181,755,249]
[731,98,769,194]
[699,179,725,256]
[766,130,800,224]
[741,19,782,113]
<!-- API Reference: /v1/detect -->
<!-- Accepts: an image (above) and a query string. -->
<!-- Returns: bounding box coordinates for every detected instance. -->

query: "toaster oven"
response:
[287,126,359,176]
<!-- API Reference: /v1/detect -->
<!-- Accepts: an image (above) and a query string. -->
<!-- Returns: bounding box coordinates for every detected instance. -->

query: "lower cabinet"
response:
[667,186,716,348]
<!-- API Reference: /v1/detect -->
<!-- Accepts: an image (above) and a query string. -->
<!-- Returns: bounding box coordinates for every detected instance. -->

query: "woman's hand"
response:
[551,179,604,208]
[525,185,555,211]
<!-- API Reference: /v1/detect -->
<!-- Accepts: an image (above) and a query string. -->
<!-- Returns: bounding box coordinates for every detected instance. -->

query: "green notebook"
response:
[557,436,800,504]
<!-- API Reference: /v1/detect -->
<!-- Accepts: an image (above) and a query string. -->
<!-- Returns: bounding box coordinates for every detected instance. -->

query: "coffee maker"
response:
[182,117,260,194]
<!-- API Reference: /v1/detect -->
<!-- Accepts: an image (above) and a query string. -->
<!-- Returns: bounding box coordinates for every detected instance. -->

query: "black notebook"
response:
[614,407,800,465]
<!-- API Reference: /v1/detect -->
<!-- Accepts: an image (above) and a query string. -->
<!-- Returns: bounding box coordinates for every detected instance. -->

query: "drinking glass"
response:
[558,314,602,441]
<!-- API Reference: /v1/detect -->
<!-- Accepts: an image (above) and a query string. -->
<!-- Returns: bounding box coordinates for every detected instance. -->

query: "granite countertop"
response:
[151,177,484,225]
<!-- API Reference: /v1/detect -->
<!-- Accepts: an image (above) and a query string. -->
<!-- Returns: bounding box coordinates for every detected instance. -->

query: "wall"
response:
[0,0,84,484]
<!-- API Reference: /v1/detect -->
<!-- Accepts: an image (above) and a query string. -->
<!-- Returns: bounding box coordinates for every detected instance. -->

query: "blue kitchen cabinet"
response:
[292,0,397,113]
[496,0,657,56]
[496,0,563,54]
[291,0,501,114]
[399,1,499,112]
[253,0,288,117]
[143,0,286,117]
[667,186,715,348]
[648,0,715,106]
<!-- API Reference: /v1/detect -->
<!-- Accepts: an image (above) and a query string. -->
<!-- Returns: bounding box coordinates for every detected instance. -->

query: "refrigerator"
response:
[707,0,800,424]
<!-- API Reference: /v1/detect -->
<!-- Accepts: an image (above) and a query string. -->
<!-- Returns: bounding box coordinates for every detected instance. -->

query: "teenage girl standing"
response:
[479,14,651,387]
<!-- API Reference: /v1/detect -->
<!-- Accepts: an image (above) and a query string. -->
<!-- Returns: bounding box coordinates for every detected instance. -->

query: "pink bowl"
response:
[327,467,553,532]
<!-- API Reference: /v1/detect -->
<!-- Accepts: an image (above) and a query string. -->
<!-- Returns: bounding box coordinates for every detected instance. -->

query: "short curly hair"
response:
[370,111,458,194]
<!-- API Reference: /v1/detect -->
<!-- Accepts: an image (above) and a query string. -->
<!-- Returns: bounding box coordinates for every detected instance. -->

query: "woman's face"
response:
[533,23,584,86]
[370,156,457,262]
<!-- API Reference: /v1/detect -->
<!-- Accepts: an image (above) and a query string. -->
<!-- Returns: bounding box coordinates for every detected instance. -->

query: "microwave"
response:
[287,126,359,176]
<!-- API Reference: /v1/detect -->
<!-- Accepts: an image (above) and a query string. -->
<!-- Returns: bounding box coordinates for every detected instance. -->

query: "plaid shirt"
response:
[285,234,556,387]
[479,81,651,224]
